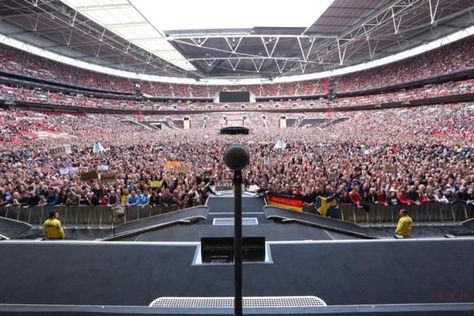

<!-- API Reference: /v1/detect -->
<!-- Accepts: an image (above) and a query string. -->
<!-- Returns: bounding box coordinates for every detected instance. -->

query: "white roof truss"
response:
[60,0,195,71]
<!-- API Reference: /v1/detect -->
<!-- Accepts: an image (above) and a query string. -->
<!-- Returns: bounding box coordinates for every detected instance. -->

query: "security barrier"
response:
[0,202,472,226]
[339,202,473,225]
[0,204,184,227]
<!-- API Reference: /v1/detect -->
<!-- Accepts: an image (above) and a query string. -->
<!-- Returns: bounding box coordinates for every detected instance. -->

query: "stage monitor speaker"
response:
[201,237,265,263]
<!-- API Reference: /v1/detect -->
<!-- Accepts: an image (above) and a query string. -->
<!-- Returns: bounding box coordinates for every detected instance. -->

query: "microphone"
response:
[224,144,250,171]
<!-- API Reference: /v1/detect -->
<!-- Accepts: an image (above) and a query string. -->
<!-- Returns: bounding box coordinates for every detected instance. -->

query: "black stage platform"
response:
[103,206,208,240]
[0,216,32,239]
[206,196,266,214]
[111,196,358,242]
[1,303,474,315]
[1,196,473,315]
[264,206,376,239]
[0,239,473,308]
[463,218,474,231]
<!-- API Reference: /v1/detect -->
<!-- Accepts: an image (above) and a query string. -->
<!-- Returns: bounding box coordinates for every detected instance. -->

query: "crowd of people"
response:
[330,79,474,108]
[1,35,472,98]
[0,44,329,97]
[0,33,473,214]
[0,103,472,212]
[2,77,472,111]
[0,45,136,94]
[334,36,474,93]
[141,81,329,98]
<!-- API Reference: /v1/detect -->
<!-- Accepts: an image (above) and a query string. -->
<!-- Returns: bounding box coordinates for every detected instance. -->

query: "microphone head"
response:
[224,144,250,171]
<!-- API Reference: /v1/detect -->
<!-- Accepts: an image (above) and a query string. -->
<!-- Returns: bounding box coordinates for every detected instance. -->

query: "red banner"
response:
[267,192,303,212]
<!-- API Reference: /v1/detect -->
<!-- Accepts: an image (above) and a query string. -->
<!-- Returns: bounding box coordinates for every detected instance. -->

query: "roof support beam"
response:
[428,0,440,24]
[224,37,243,53]
[93,44,101,57]
[174,37,291,62]
[190,56,300,61]
[24,0,40,7]
[30,13,39,31]
[168,34,337,40]
[367,38,378,60]
[72,4,131,11]
[297,37,315,61]
[337,39,347,65]
[99,28,105,42]
[299,61,307,73]
[261,37,279,58]
[251,58,265,72]
[70,11,77,26]
[391,7,402,34]
[308,0,421,64]
[227,56,241,70]
[190,37,209,47]
[274,59,288,73]
[66,30,73,45]
[2,0,471,80]
[203,54,216,66]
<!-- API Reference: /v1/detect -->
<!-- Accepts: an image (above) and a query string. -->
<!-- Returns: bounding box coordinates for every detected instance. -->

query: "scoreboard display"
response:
[219,91,250,103]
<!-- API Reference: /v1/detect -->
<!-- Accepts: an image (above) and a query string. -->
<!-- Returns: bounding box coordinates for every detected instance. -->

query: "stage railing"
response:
[0,202,471,226]
[0,204,181,227]
[338,202,472,225]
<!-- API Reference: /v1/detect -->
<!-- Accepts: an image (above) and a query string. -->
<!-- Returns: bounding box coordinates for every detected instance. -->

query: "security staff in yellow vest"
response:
[44,211,65,240]
[394,209,412,238]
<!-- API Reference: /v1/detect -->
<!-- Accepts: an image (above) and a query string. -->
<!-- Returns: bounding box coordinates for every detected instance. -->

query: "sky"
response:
[130,0,334,32]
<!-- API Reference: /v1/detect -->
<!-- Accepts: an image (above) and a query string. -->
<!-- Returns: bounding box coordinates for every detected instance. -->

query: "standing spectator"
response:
[397,188,411,206]
[348,187,362,209]
[38,195,48,207]
[148,191,160,207]
[126,190,140,206]
[434,190,450,204]
[137,190,150,206]
[407,185,420,205]
[454,186,470,204]
[46,188,60,206]
[108,190,119,206]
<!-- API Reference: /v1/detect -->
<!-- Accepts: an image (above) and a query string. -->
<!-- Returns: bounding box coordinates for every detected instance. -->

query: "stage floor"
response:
[0,239,473,307]
[1,196,473,312]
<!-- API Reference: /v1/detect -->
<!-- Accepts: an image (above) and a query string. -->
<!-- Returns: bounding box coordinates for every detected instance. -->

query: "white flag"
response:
[92,141,105,153]
[274,139,287,150]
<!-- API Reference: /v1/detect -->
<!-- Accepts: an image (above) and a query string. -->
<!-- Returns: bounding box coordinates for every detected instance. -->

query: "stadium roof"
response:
[0,0,472,83]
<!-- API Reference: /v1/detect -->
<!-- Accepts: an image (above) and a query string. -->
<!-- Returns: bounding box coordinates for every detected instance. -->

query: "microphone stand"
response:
[223,143,249,316]
[110,206,116,237]
[233,169,243,316]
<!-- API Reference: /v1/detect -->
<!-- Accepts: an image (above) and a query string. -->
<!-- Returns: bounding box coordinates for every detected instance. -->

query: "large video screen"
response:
[219,91,250,103]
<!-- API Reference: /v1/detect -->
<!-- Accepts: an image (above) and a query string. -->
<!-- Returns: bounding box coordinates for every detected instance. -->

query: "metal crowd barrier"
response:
[0,202,471,227]
[339,202,473,225]
[0,204,182,227]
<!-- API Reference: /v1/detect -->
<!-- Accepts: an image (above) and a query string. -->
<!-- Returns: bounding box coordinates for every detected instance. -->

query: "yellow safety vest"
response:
[44,218,65,239]
[395,215,412,237]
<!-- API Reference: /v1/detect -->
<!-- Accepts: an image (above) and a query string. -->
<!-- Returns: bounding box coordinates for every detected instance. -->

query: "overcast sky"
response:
[130,0,334,31]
